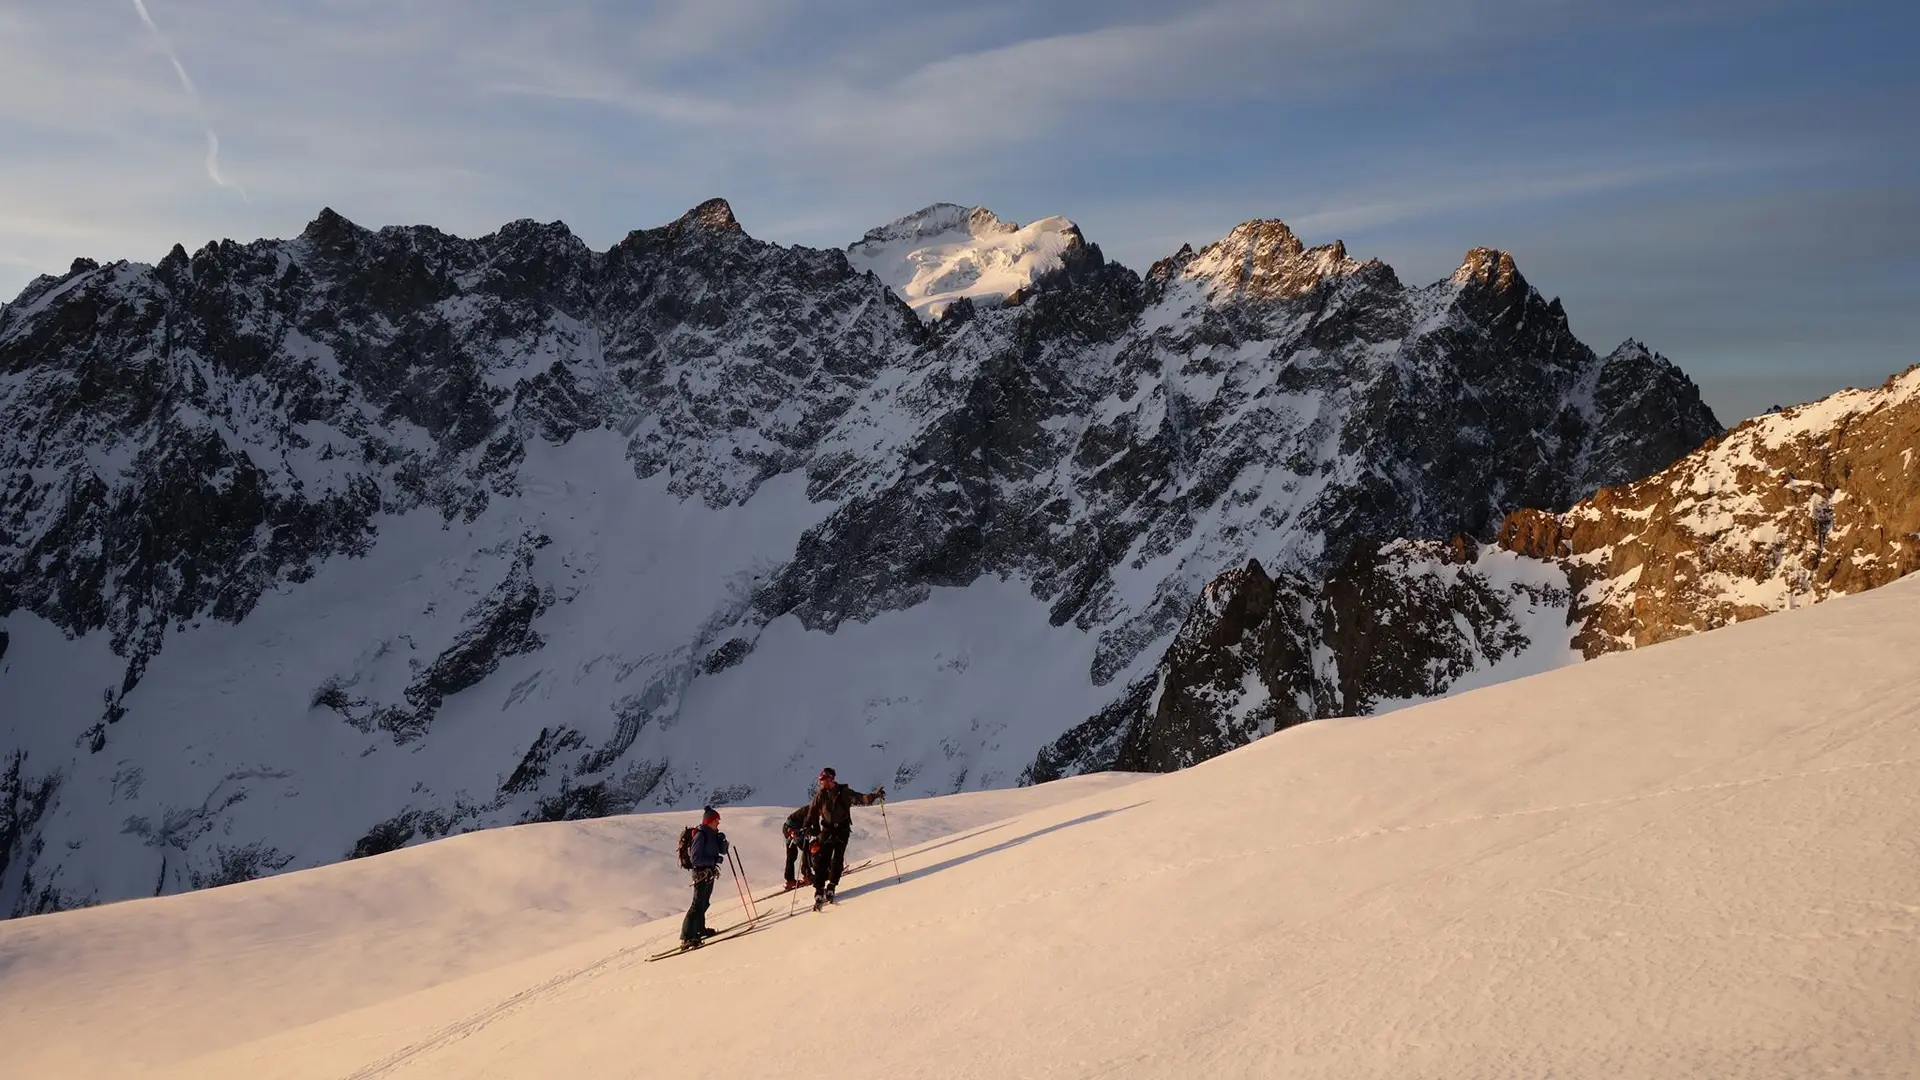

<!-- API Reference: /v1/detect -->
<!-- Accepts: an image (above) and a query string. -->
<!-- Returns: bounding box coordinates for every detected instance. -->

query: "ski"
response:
[760,861,872,902]
[645,920,765,962]
[646,904,812,962]
[649,859,880,960]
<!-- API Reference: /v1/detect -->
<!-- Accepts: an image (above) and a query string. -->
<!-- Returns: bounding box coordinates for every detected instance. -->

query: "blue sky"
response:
[2,1,1913,421]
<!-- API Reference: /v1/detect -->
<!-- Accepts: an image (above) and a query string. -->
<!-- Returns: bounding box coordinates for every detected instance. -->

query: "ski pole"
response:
[734,845,759,920]
[879,798,902,883]
[728,850,755,923]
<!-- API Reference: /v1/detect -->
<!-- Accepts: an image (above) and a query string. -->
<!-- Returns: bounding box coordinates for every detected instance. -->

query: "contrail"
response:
[131,0,247,200]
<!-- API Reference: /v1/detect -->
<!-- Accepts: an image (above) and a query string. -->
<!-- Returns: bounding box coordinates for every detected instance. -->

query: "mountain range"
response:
[0,195,1805,916]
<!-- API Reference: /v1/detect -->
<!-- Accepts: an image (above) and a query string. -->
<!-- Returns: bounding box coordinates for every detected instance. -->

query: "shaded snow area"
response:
[5,578,1916,1079]
[1368,545,1585,713]
[847,203,1082,317]
[0,430,1121,908]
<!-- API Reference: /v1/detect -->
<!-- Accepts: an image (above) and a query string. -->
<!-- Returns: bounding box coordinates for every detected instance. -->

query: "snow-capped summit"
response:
[847,204,1086,318]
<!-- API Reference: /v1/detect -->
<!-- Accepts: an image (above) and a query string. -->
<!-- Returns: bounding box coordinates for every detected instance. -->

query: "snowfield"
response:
[846,203,1083,317]
[3,576,1916,1078]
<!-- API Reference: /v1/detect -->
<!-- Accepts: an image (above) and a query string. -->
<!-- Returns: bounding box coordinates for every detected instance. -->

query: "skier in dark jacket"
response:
[781,805,813,890]
[681,806,729,948]
[803,767,883,909]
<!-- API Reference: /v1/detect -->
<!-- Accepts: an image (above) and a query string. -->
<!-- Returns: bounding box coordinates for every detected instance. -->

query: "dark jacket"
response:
[783,806,810,841]
[805,782,881,833]
[690,823,728,869]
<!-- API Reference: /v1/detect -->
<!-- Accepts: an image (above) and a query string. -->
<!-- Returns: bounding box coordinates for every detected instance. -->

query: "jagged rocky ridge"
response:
[0,199,1717,915]
[1071,364,1919,778]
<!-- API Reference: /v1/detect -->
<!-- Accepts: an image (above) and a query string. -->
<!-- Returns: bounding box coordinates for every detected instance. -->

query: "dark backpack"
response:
[676,825,696,870]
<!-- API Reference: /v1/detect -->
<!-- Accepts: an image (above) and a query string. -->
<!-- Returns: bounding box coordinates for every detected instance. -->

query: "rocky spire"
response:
[1451,247,1524,292]
[1169,219,1366,303]
[672,198,744,235]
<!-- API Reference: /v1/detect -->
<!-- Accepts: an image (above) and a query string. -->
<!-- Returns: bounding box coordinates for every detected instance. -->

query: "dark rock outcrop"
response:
[1080,365,1917,778]
[1047,539,1572,775]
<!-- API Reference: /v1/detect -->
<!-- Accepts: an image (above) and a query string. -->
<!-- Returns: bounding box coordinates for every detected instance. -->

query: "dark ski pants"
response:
[784,840,808,883]
[681,876,714,942]
[812,829,851,895]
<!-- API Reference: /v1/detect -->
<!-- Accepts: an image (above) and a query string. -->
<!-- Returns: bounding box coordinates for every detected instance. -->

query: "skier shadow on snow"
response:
[880,819,1016,865]
[840,803,1146,901]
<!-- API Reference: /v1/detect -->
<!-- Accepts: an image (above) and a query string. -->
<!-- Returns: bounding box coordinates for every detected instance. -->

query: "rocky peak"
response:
[666,197,744,238]
[1451,247,1524,292]
[490,218,584,249]
[1177,219,1366,303]
[298,206,369,256]
[1144,243,1197,290]
[967,205,1019,237]
[851,204,1020,251]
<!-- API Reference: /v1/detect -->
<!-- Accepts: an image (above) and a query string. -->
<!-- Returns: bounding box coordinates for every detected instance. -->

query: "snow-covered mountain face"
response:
[1082,365,1919,778]
[846,204,1090,318]
[0,198,1718,916]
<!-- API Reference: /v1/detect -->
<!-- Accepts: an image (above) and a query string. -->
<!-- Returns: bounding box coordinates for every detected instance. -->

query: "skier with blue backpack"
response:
[677,806,729,949]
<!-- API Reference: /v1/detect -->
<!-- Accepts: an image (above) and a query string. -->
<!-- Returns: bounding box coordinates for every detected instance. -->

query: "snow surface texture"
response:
[0,200,1720,916]
[846,203,1082,318]
[3,576,1917,1079]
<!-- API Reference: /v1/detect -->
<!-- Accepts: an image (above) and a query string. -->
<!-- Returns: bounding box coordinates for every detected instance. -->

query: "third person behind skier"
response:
[804,767,883,910]
[781,804,813,890]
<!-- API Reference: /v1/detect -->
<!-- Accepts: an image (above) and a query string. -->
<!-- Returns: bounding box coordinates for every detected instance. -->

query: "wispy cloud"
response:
[129,0,245,199]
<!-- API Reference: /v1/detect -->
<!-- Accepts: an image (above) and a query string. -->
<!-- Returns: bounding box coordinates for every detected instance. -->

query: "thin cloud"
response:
[1288,159,1757,237]
[130,0,246,200]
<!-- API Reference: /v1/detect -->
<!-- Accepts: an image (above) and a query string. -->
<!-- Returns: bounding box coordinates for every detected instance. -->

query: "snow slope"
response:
[847,203,1084,317]
[0,773,1142,1078]
[6,576,1918,1078]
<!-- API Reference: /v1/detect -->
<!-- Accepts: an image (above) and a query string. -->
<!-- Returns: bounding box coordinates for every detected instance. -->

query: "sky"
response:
[1,1,1914,423]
